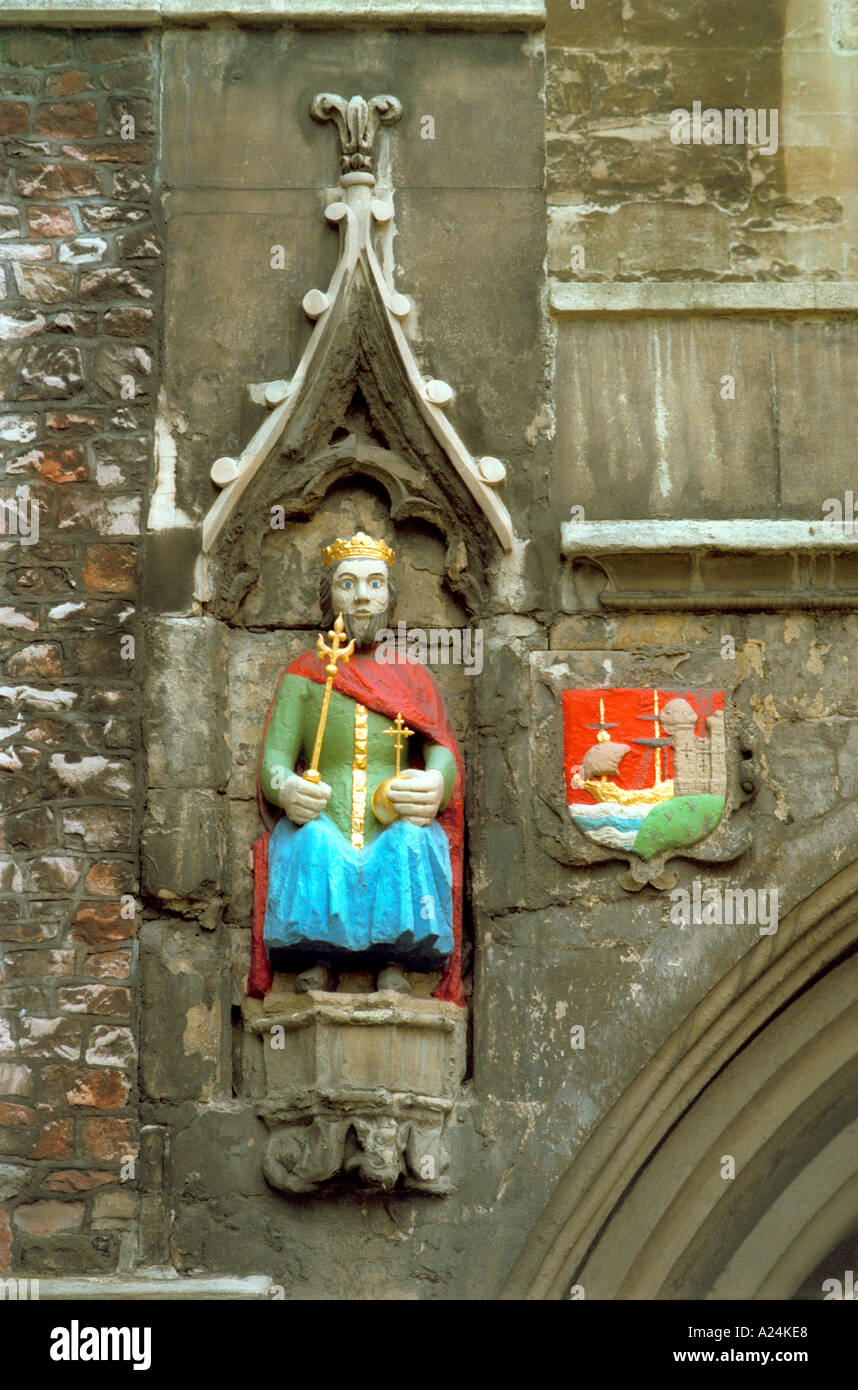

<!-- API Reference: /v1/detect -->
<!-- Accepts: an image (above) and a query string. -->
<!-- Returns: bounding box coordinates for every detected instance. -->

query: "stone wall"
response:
[0,25,158,1274]
[547,0,856,283]
[0,2,856,1300]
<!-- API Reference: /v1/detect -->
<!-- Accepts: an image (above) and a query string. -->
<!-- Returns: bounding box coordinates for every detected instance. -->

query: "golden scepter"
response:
[371,712,414,824]
[302,612,355,784]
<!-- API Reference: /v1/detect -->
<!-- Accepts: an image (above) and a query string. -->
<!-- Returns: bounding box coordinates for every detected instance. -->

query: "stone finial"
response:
[310,93,402,176]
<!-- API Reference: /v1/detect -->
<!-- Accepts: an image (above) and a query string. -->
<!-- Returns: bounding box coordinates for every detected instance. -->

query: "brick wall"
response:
[0,26,158,1274]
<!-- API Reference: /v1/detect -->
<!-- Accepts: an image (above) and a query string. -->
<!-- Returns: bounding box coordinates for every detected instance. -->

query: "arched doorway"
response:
[502,861,858,1299]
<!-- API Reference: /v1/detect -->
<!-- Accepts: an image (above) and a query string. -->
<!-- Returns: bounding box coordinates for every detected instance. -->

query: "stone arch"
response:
[212,432,485,626]
[501,858,858,1299]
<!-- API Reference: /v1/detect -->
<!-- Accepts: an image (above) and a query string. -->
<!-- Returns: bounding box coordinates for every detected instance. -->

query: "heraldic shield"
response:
[562,688,728,865]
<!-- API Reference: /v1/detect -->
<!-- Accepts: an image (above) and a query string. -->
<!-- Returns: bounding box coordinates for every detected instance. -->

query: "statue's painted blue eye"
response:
[371,580,381,588]
[341,580,353,589]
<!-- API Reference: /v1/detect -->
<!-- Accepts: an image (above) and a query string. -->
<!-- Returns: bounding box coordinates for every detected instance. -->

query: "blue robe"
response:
[263,813,454,971]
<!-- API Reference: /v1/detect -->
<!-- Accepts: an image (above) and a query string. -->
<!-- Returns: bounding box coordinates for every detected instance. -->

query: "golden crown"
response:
[322,531,395,569]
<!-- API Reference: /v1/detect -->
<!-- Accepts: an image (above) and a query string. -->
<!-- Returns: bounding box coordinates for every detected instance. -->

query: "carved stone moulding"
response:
[245,990,466,1196]
[560,519,858,613]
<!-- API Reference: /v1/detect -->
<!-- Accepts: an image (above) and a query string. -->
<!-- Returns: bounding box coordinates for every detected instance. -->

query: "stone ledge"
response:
[551,282,858,316]
[0,0,545,27]
[561,520,858,555]
[560,521,858,612]
[25,1274,274,1300]
[250,986,462,1029]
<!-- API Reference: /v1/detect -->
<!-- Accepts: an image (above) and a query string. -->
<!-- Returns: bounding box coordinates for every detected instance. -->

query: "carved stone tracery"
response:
[197,90,515,625]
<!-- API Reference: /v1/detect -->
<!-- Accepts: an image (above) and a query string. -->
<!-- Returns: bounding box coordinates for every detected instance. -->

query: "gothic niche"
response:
[193,93,516,1196]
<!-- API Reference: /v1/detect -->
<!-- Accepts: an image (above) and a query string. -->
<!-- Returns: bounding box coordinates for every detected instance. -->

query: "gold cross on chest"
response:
[383,712,414,776]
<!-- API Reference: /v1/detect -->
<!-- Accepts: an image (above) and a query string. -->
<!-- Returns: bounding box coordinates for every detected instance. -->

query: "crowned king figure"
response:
[247,531,465,1004]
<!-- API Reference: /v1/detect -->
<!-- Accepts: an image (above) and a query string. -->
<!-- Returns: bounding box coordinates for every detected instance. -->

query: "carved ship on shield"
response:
[564,689,727,862]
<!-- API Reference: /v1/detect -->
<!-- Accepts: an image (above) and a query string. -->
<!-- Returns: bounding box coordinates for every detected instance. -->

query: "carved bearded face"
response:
[328,556,392,649]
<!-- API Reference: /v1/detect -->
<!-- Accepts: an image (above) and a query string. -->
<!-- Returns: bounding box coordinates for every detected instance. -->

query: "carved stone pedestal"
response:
[243,989,466,1196]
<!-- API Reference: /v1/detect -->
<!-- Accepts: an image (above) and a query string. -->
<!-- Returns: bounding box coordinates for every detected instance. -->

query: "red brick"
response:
[81,1116,134,1162]
[79,267,152,300]
[58,985,130,1016]
[21,445,87,484]
[0,1062,31,1096]
[18,1017,81,1061]
[62,142,148,164]
[86,952,130,981]
[0,102,29,136]
[32,1117,72,1158]
[0,805,53,853]
[35,101,98,139]
[27,856,83,894]
[0,986,46,1013]
[12,264,75,304]
[17,163,101,200]
[42,1169,116,1194]
[70,903,133,948]
[0,1101,36,1127]
[3,951,75,980]
[82,545,136,594]
[89,689,134,714]
[0,1210,12,1271]
[62,808,133,853]
[48,753,133,800]
[27,205,76,238]
[6,643,62,680]
[83,864,129,897]
[43,1066,130,1109]
[46,411,101,435]
[46,71,93,98]
[104,306,153,337]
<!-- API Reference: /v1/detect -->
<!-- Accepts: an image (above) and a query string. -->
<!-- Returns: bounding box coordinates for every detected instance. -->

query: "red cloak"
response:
[247,649,466,1006]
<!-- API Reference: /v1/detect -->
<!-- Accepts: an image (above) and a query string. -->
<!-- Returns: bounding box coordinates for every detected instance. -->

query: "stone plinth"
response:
[244,990,466,1196]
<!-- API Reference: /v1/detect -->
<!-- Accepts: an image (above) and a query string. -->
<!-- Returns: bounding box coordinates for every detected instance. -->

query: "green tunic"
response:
[261,674,457,847]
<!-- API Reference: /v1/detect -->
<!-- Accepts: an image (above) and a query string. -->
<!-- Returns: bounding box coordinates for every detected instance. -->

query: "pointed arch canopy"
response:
[197,108,515,615]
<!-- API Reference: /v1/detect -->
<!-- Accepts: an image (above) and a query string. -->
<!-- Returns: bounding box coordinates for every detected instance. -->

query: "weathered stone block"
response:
[162,28,541,194]
[223,797,256,924]
[3,32,74,66]
[140,530,199,615]
[144,617,229,791]
[139,920,227,1104]
[91,1189,137,1223]
[225,630,304,799]
[0,1064,32,1097]
[245,991,466,1196]
[141,789,226,902]
[548,202,732,279]
[775,320,858,509]
[16,1233,119,1274]
[13,1200,84,1234]
[0,1161,32,1201]
[554,317,777,519]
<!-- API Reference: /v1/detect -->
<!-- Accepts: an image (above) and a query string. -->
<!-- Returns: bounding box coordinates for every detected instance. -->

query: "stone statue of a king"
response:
[247,532,465,1005]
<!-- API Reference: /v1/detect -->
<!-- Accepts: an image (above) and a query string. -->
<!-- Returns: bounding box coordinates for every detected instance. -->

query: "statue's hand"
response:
[279,772,331,825]
[387,768,444,827]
